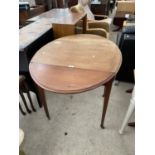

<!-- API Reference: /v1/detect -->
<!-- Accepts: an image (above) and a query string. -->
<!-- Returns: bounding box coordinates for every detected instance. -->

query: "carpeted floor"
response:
[19,6,135,155]
[20,82,135,155]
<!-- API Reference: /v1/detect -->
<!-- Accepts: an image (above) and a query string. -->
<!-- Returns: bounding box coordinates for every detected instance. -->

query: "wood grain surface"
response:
[28,8,86,25]
[19,18,52,51]
[29,34,122,93]
[20,8,86,51]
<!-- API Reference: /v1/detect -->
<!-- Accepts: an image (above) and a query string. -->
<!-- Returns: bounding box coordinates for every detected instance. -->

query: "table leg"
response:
[35,84,50,120]
[100,78,114,129]
[35,89,43,108]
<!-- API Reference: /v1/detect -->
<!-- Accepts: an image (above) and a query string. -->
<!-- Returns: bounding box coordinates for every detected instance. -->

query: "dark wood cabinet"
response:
[91,0,110,15]
[91,4,108,15]
[19,5,46,25]
[68,0,78,7]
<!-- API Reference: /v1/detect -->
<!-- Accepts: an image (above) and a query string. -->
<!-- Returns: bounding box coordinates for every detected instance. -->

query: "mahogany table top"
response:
[29,34,122,93]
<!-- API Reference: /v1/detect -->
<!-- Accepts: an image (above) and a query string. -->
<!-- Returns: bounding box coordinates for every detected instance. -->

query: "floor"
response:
[20,82,135,155]
[19,6,135,155]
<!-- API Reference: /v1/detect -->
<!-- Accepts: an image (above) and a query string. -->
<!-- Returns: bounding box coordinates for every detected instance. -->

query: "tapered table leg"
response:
[35,84,50,120]
[100,78,114,129]
[35,89,43,108]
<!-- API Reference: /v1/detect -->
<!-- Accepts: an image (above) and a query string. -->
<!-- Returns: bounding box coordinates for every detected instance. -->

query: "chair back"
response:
[70,3,85,13]
[70,0,95,20]
[79,0,95,20]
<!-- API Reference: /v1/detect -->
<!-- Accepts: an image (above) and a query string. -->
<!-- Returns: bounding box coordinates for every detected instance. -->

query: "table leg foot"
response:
[100,124,105,129]
[100,78,114,129]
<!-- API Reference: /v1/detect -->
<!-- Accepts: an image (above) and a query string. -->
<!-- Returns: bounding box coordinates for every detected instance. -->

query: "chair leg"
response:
[100,78,114,129]
[20,90,31,113]
[19,102,26,115]
[119,99,135,134]
[23,82,36,112]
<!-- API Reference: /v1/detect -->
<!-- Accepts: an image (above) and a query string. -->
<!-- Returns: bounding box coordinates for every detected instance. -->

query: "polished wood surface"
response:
[30,34,122,94]
[52,24,75,38]
[20,8,86,51]
[19,10,30,25]
[43,8,87,39]
[33,8,87,38]
[19,18,52,51]
[28,8,86,25]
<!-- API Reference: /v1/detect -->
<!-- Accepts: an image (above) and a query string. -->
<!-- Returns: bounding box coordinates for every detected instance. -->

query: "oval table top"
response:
[29,34,122,94]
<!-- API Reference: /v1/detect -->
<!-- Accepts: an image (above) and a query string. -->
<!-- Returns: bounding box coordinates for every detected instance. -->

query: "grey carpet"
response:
[20,82,135,155]
[19,7,135,154]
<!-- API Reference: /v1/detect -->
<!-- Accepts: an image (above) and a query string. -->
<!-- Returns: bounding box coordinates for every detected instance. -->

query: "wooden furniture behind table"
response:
[19,17,53,108]
[20,8,87,107]
[27,8,87,38]
[52,9,86,38]
[113,12,127,30]
[113,0,135,31]
[19,75,36,115]
[91,0,110,15]
[70,0,111,38]
[29,34,122,128]
[19,3,46,26]
[68,0,78,7]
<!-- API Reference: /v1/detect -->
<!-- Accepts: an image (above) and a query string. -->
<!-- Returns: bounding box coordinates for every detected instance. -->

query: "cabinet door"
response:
[91,4,108,15]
